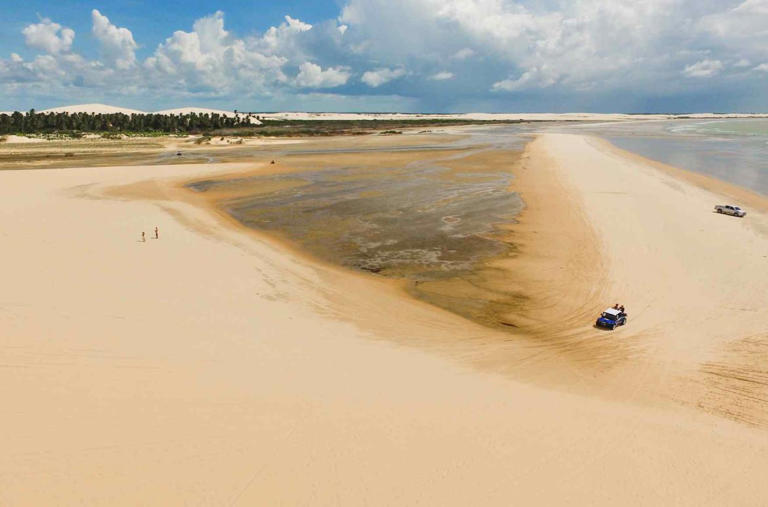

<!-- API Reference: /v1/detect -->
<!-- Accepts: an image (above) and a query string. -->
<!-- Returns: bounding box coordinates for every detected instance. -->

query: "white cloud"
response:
[683,59,723,78]
[361,67,405,87]
[493,65,560,92]
[295,62,350,88]
[754,63,768,72]
[261,15,312,52]
[453,48,475,60]
[4,1,768,111]
[92,10,138,69]
[22,18,74,54]
[143,11,290,93]
[430,71,454,80]
[733,0,768,14]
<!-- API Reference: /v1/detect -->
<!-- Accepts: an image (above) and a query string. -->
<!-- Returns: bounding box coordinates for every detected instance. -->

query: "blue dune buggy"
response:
[595,308,627,330]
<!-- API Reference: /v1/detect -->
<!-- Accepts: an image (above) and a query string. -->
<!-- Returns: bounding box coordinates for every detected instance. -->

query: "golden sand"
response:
[2,131,768,504]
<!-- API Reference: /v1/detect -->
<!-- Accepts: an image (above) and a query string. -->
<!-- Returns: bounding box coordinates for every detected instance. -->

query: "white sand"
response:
[0,134,47,143]
[16,103,768,121]
[40,103,148,115]
[542,134,768,366]
[518,135,768,414]
[154,107,262,124]
[258,111,768,121]
[2,136,768,504]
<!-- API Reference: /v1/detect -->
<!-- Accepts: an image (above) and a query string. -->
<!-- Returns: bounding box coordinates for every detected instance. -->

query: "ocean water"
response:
[561,119,768,195]
[668,119,768,137]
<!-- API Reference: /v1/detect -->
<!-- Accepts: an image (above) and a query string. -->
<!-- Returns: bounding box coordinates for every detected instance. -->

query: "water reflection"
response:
[555,119,768,195]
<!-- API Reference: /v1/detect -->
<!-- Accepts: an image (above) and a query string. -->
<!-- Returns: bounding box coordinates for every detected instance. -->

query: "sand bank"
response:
[1,133,768,504]
[516,134,768,421]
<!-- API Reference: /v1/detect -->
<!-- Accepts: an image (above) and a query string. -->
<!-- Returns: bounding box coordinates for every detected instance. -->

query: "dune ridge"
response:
[5,103,767,121]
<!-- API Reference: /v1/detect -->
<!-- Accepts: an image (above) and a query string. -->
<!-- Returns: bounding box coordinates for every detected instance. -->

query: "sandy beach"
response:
[2,131,768,504]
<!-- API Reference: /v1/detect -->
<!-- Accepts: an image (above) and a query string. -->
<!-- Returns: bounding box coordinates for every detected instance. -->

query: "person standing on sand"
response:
[141,232,145,242]
[154,227,159,239]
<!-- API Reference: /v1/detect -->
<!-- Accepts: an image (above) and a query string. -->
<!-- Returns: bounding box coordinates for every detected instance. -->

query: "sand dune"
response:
[0,134,47,143]
[258,111,768,121]
[154,107,262,124]
[516,135,768,418]
[30,104,258,120]
[39,103,148,115]
[1,132,768,504]
[11,104,767,121]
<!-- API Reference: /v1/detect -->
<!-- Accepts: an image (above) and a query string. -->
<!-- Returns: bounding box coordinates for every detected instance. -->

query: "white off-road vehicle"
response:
[714,204,746,217]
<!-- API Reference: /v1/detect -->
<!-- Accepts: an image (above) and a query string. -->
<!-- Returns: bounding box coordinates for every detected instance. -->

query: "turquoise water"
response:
[563,119,768,195]
[668,119,768,137]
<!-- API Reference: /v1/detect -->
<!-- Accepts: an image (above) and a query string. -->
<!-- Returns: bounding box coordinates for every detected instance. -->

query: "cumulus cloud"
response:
[430,71,454,80]
[22,18,74,54]
[92,10,138,69]
[3,1,768,111]
[143,11,290,93]
[754,63,768,72]
[493,66,559,92]
[453,48,475,60]
[295,62,350,88]
[733,0,768,15]
[361,67,406,87]
[260,15,313,56]
[683,59,724,78]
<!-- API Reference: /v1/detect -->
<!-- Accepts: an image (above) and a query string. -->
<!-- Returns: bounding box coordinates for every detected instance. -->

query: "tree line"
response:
[0,109,258,135]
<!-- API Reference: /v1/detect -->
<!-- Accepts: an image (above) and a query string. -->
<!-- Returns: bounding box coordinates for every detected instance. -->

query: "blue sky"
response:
[1,0,767,113]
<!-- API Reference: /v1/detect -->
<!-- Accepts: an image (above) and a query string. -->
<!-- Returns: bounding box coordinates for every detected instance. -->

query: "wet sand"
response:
[0,131,465,169]
[188,144,536,330]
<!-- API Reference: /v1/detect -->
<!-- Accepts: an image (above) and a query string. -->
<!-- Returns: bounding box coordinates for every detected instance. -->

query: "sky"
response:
[1,0,767,113]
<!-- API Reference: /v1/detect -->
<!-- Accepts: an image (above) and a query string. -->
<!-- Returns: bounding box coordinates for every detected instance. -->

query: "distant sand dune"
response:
[29,104,259,123]
[4,103,765,122]
[39,103,148,115]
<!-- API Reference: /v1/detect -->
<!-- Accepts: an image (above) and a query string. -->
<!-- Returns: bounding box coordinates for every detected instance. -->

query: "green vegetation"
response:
[0,109,255,136]
[0,110,521,137]
[211,118,519,137]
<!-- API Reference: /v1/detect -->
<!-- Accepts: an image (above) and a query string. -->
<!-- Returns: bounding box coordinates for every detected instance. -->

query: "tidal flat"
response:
[189,131,532,329]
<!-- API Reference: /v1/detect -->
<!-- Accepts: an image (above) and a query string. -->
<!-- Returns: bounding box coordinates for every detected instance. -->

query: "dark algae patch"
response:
[189,129,531,330]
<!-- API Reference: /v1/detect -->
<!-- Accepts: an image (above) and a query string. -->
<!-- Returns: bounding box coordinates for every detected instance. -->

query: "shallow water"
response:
[187,127,549,329]
[560,119,768,195]
[190,127,530,282]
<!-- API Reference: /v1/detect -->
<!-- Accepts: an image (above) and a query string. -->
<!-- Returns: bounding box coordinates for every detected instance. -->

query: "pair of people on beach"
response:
[141,227,159,242]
